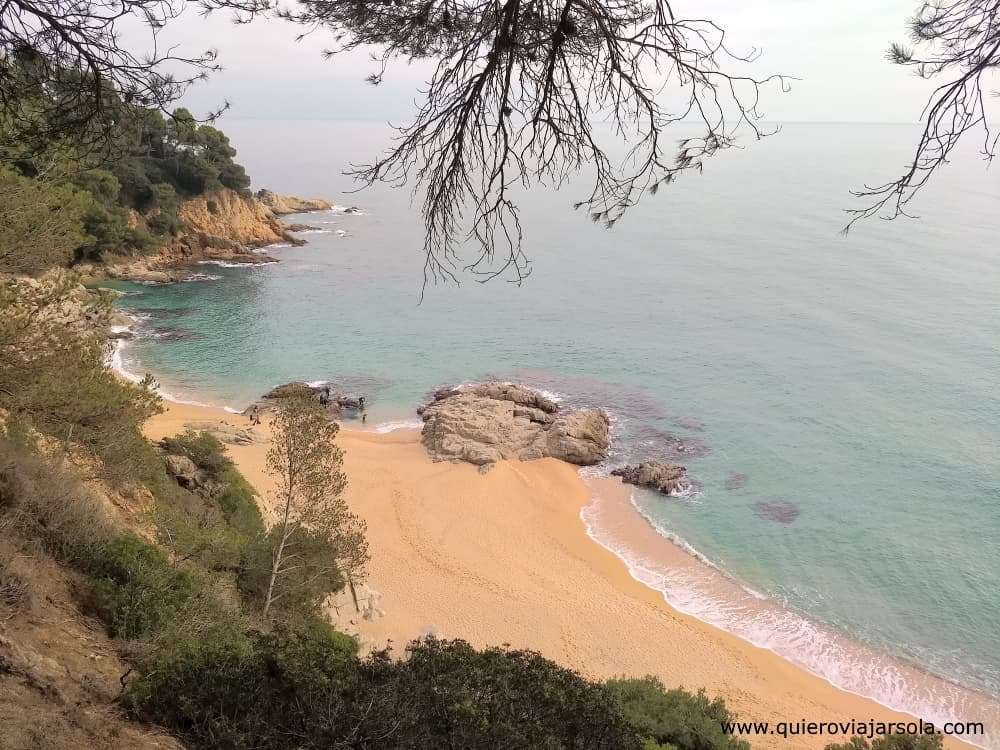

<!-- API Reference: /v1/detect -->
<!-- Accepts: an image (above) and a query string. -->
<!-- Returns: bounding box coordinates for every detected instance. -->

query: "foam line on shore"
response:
[108,332,242,413]
[578,481,996,749]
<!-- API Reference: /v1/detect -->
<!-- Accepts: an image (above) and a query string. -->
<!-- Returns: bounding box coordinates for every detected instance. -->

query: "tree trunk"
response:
[262,535,288,618]
[263,485,295,618]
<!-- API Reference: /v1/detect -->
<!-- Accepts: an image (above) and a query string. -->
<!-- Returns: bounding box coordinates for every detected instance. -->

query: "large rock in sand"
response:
[419,382,609,468]
[611,461,689,495]
[546,410,610,465]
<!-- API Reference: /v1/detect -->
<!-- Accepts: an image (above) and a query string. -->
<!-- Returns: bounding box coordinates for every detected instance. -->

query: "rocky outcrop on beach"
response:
[418,382,609,468]
[327,581,384,652]
[182,420,261,446]
[611,461,690,496]
[244,381,368,419]
[256,189,333,215]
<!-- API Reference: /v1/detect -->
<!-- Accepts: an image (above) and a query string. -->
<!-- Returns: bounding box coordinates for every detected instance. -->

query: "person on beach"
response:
[362,410,367,424]
[249,406,261,426]
[358,395,366,411]
[319,389,329,406]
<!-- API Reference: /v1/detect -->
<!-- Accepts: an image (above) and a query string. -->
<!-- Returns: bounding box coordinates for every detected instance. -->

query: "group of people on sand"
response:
[247,388,368,427]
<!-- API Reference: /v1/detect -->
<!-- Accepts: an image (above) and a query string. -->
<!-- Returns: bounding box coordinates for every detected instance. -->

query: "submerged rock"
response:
[754,500,799,524]
[611,461,689,496]
[418,382,608,468]
[724,472,748,490]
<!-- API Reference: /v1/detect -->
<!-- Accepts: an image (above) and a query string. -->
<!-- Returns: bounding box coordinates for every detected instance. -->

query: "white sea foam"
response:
[196,260,277,268]
[372,419,423,434]
[107,322,242,411]
[579,484,997,748]
[108,338,143,384]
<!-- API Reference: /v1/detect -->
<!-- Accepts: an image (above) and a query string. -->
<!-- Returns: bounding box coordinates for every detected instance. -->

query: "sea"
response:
[106,120,1000,746]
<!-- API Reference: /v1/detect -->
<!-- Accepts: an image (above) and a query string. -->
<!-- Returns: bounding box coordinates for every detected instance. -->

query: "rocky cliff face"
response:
[88,188,337,283]
[256,189,332,215]
[178,188,292,248]
[418,382,610,468]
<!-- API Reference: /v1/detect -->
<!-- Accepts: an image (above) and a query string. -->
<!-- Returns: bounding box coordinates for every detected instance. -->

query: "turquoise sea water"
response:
[110,121,1000,742]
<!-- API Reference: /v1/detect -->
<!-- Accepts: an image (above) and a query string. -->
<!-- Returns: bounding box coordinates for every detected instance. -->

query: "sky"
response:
[145,1,936,123]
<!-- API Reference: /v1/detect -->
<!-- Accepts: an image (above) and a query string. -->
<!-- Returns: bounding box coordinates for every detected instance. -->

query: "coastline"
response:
[141,396,983,750]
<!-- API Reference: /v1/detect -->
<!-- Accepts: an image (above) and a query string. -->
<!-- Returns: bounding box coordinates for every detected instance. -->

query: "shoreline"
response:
[140,395,989,750]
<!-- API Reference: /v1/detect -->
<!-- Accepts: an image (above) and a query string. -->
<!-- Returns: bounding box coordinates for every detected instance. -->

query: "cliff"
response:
[256,189,333,215]
[178,188,292,248]
[87,188,332,284]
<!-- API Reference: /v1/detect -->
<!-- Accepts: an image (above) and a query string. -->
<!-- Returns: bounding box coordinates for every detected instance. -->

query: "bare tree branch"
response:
[0,0,272,160]
[285,0,789,288]
[847,0,1000,231]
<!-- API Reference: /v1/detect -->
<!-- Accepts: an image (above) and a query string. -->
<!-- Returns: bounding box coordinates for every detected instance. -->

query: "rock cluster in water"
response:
[244,381,367,419]
[417,382,610,467]
[611,461,690,496]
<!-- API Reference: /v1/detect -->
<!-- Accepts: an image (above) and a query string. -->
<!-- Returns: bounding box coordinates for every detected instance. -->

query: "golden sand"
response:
[144,400,972,749]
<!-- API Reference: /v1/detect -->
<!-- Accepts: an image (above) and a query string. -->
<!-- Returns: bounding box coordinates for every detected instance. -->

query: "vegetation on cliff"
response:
[0,60,253,273]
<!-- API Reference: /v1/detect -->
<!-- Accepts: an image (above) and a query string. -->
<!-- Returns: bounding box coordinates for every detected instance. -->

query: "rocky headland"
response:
[256,189,333,215]
[80,188,335,284]
[417,382,610,468]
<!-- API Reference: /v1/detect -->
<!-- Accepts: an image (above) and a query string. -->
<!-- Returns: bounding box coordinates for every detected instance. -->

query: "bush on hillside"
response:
[606,676,751,750]
[0,167,95,273]
[159,430,264,539]
[0,275,163,487]
[0,441,200,639]
[87,532,201,639]
[0,439,115,564]
[826,735,943,750]
[126,635,641,750]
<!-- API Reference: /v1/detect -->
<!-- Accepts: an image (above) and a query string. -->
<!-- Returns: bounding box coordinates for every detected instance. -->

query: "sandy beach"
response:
[144,399,973,750]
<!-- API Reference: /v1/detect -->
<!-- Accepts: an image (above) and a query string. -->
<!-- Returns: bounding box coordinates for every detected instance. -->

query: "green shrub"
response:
[150,488,247,573]
[87,533,201,639]
[125,622,263,740]
[159,430,264,540]
[826,735,943,750]
[237,525,346,617]
[0,276,164,487]
[161,430,230,474]
[606,676,750,750]
[0,166,94,272]
[0,439,115,564]
[127,635,642,750]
